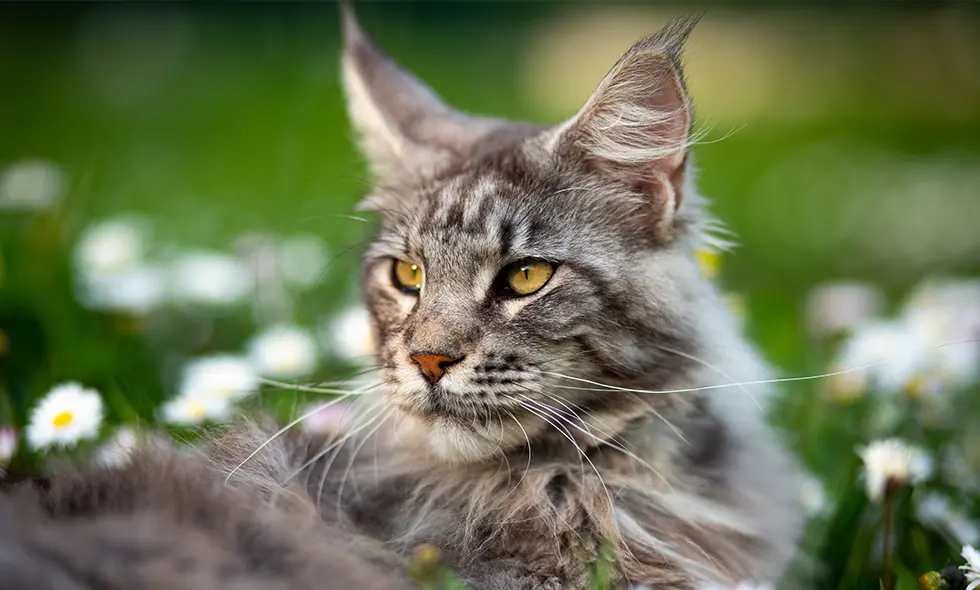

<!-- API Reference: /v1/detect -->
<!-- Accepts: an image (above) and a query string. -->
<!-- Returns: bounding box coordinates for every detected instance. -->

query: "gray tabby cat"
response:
[0,9,804,590]
[316,7,804,588]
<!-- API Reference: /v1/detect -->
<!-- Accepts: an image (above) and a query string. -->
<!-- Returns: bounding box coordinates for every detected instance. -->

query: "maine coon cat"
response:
[0,8,804,589]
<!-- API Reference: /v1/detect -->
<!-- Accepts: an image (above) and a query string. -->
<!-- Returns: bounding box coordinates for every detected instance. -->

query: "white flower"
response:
[77,264,167,314]
[0,159,65,211]
[75,216,148,278]
[95,427,138,468]
[805,282,883,337]
[902,279,980,389]
[164,355,256,425]
[829,320,930,400]
[169,251,252,306]
[278,234,329,289]
[25,382,104,450]
[0,428,17,464]
[160,391,231,425]
[961,544,980,590]
[800,472,831,518]
[857,438,932,502]
[180,355,258,402]
[248,325,318,379]
[942,440,980,494]
[917,493,980,546]
[322,306,376,364]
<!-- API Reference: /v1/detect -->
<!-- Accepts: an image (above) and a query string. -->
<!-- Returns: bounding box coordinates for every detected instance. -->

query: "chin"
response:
[391,410,504,463]
[426,421,502,463]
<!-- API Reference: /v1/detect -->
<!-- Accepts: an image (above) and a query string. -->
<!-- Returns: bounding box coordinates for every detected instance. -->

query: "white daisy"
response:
[0,427,17,464]
[941,439,980,494]
[75,216,148,279]
[829,320,930,400]
[278,234,329,289]
[857,438,932,502]
[322,306,376,364]
[961,544,980,590]
[902,279,980,389]
[180,355,258,402]
[799,472,831,518]
[159,391,232,425]
[248,325,318,379]
[916,492,980,546]
[25,382,104,450]
[169,250,253,307]
[805,281,883,337]
[0,159,65,211]
[77,264,167,314]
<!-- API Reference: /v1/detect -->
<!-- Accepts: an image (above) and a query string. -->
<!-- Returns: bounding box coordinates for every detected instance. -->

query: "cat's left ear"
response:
[553,17,698,237]
[341,5,503,184]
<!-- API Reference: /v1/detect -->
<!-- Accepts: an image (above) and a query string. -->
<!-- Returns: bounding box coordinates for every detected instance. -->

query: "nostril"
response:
[410,353,464,383]
[438,356,464,370]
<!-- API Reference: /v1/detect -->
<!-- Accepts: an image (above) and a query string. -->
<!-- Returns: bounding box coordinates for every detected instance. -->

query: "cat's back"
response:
[0,433,413,590]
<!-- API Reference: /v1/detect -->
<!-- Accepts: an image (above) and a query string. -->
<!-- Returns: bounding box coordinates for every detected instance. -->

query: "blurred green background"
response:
[1,3,979,589]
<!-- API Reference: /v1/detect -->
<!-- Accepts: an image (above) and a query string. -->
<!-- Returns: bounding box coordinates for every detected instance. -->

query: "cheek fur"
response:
[364,260,417,340]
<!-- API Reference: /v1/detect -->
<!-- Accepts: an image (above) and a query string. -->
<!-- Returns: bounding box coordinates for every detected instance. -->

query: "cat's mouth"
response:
[395,388,497,424]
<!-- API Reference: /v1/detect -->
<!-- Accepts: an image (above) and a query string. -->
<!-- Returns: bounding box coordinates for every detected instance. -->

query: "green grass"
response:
[2,4,979,589]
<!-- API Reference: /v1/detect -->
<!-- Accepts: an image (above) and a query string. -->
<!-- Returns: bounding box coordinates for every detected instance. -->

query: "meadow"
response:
[1,4,979,589]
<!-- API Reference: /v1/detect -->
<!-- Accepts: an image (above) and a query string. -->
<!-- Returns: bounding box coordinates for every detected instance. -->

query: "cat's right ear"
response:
[340,4,499,185]
[551,16,700,239]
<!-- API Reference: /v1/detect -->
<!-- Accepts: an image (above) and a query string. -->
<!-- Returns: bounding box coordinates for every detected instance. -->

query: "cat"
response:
[0,7,805,590]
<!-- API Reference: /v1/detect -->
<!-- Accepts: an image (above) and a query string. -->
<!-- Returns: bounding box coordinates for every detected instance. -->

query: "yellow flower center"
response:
[52,411,74,428]
[828,371,868,404]
[695,249,721,279]
[905,374,930,399]
[188,400,206,419]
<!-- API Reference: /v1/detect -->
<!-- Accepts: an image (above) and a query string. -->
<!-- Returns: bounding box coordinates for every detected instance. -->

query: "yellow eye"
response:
[392,259,423,292]
[505,259,555,296]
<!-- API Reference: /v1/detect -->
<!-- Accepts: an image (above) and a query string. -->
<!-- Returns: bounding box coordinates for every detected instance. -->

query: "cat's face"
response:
[344,11,712,461]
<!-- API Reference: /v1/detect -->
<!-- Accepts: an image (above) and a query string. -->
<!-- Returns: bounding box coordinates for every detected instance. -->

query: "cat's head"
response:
[343,9,721,463]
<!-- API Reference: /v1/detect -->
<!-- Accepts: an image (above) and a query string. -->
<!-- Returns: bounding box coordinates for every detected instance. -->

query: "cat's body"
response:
[0,9,804,590]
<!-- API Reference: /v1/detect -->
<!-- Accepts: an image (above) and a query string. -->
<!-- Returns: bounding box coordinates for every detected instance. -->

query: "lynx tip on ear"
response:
[339,0,364,46]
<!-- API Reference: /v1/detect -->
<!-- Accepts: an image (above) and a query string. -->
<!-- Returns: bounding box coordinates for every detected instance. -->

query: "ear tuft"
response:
[339,1,363,48]
[555,15,701,236]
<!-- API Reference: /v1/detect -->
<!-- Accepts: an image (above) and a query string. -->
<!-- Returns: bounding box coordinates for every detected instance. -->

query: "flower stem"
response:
[882,482,895,590]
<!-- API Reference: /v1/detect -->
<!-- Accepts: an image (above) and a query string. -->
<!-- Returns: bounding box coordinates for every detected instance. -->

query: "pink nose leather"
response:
[411,353,463,383]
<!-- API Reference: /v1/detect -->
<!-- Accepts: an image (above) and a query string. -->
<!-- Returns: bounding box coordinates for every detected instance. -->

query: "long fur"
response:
[0,12,805,590]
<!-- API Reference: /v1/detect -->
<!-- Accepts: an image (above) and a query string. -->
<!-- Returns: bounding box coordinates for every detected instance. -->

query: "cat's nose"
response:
[410,353,464,383]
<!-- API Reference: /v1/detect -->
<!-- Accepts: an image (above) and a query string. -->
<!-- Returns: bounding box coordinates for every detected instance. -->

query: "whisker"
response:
[542,339,980,396]
[654,344,761,410]
[500,409,533,501]
[508,397,614,511]
[223,391,363,484]
[284,399,387,485]
[515,394,669,487]
[257,377,376,396]
[334,410,391,521]
[313,403,389,508]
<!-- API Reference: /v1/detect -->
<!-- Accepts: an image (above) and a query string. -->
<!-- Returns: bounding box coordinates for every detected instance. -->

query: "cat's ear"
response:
[553,17,699,235]
[341,5,500,183]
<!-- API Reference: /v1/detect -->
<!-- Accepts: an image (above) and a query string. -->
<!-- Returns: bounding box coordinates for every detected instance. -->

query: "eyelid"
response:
[496,258,558,297]
[392,258,423,294]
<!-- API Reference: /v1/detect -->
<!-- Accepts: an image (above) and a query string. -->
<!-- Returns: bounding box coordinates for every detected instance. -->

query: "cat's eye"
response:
[502,259,555,296]
[392,259,423,293]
